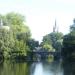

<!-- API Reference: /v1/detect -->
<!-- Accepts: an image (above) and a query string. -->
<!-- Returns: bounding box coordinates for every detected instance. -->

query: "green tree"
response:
[27,39,39,50]
[0,13,31,60]
[5,12,31,34]
[5,12,31,54]
[42,43,54,52]
[12,40,29,56]
[17,32,31,43]
[62,19,75,62]
[5,12,25,26]
[0,29,14,59]
[41,32,63,51]
[70,19,75,32]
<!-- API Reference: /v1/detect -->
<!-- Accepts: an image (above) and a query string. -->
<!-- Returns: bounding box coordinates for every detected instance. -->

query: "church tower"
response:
[53,20,58,32]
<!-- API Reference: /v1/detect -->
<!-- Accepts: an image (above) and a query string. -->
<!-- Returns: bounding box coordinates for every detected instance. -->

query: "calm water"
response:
[0,61,75,75]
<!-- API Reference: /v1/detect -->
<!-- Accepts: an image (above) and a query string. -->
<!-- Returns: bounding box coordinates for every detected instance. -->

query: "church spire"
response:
[53,19,58,32]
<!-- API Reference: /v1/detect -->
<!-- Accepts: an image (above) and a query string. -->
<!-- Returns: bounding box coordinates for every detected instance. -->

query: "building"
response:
[0,19,10,30]
[53,20,58,32]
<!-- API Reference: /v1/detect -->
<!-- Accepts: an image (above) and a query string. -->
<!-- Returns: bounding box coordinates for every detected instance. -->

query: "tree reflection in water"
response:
[0,61,31,75]
[63,61,75,75]
[1,60,75,75]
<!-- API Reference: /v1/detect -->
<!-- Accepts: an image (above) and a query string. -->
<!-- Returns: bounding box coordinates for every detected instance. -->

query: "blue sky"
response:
[0,0,75,42]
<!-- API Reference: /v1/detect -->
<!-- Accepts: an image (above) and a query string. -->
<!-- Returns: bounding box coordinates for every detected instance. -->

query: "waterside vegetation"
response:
[0,12,75,62]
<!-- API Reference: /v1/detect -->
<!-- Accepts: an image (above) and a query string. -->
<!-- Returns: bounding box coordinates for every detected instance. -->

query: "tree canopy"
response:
[62,19,75,62]
[41,32,63,51]
[0,12,31,59]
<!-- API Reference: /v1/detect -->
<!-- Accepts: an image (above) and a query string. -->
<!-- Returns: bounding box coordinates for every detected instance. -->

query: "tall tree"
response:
[27,39,39,50]
[0,13,31,59]
[0,29,14,59]
[41,32,63,51]
[62,19,75,62]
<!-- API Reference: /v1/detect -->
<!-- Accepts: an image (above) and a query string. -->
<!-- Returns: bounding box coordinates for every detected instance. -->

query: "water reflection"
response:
[0,61,31,75]
[1,60,75,75]
[42,62,63,75]
[31,61,63,75]
[33,63,43,75]
[63,62,75,75]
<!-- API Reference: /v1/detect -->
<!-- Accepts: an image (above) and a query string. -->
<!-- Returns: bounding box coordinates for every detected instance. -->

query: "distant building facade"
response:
[0,19,10,30]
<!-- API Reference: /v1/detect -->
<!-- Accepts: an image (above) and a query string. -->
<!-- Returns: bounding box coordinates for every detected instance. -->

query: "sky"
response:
[0,0,75,42]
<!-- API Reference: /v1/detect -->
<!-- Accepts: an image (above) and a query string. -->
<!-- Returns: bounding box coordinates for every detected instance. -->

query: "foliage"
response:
[42,43,55,52]
[17,32,31,43]
[27,39,39,51]
[41,32,63,51]
[0,12,31,60]
[55,39,63,51]
[70,19,75,32]
[12,40,30,56]
[5,12,31,36]
[0,29,14,59]
[5,12,25,26]
[62,19,75,61]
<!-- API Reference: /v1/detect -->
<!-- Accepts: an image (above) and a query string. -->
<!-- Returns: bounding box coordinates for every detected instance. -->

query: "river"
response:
[0,61,74,75]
